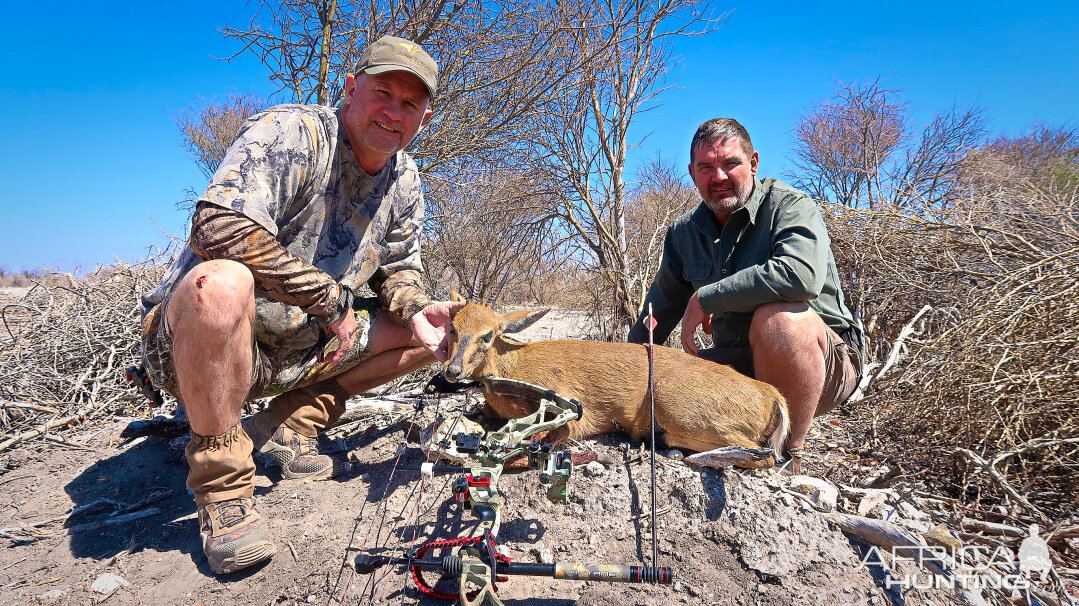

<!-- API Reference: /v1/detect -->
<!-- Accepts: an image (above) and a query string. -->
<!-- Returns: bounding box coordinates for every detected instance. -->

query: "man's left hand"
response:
[410,300,467,362]
[680,292,709,356]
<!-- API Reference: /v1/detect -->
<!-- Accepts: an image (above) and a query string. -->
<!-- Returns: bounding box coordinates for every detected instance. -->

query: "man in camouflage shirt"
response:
[628,118,864,473]
[140,36,462,574]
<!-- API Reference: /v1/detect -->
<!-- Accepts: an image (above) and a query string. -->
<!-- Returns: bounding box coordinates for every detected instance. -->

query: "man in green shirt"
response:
[628,118,864,472]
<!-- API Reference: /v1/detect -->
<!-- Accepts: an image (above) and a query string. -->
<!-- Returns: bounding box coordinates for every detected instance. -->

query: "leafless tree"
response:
[821,127,1079,519]
[422,167,563,305]
[789,79,985,211]
[218,0,617,174]
[624,157,698,314]
[175,94,266,180]
[531,0,724,327]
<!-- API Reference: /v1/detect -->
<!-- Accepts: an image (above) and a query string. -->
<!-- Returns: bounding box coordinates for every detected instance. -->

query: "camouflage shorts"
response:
[140,296,382,401]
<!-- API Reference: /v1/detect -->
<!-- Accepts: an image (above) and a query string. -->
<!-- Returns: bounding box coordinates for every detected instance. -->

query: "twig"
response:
[0,398,108,453]
[955,447,1052,525]
[849,305,932,403]
[41,434,96,450]
[627,504,670,521]
[0,401,60,415]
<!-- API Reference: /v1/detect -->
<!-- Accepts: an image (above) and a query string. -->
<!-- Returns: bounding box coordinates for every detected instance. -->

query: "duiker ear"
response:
[501,308,550,335]
[449,289,467,303]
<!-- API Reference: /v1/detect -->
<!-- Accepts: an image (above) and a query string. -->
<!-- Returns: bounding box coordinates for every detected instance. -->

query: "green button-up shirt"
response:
[628,178,859,353]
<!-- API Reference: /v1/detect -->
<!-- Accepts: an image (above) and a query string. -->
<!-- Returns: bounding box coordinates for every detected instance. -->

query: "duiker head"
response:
[442,292,549,382]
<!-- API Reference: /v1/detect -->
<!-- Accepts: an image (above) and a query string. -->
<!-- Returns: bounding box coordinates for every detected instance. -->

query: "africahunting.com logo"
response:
[858,524,1053,591]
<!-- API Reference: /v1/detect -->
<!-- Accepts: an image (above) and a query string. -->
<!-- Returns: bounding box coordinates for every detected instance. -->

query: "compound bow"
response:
[351,376,673,605]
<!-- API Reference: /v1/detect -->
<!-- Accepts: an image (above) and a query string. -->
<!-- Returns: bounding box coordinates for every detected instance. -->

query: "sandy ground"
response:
[0,302,966,606]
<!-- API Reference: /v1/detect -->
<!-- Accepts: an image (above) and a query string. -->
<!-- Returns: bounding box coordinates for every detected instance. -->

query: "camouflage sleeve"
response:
[370,269,432,324]
[190,202,340,318]
[368,172,433,323]
[199,108,325,235]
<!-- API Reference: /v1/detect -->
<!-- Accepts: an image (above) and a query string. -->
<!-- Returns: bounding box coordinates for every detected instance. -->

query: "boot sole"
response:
[257,438,345,481]
[211,539,277,575]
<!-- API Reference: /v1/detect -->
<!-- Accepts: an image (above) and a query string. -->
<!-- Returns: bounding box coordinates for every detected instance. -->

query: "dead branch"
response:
[955,447,1052,525]
[0,264,166,454]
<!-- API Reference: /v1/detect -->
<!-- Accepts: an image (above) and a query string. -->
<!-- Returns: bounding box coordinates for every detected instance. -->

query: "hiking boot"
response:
[198,497,275,574]
[245,421,350,481]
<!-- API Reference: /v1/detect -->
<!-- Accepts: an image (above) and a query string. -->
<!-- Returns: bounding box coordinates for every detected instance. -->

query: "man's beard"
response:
[702,179,752,218]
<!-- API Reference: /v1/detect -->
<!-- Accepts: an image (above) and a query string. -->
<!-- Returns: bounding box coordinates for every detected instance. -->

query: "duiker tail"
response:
[768,399,790,460]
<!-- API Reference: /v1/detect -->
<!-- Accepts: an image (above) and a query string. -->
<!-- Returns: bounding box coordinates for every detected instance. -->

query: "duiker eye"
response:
[481,331,494,343]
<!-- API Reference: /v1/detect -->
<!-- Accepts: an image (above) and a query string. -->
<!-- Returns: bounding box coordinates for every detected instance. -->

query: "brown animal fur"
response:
[443,298,790,468]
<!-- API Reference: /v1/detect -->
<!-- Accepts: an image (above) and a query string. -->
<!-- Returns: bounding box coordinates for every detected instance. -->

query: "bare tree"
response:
[789,79,985,210]
[422,167,563,305]
[175,94,267,180]
[218,0,617,174]
[221,0,347,106]
[624,157,698,315]
[531,0,724,326]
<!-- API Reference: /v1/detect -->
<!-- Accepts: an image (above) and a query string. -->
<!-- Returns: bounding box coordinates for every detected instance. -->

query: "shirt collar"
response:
[337,108,361,176]
[740,178,765,226]
[690,178,766,239]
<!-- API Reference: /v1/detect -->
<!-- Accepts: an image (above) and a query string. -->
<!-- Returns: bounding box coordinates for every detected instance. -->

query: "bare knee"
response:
[169,260,255,332]
[749,302,823,354]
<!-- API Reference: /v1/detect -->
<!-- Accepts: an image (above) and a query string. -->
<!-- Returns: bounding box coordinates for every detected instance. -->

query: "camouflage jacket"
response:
[142,104,432,351]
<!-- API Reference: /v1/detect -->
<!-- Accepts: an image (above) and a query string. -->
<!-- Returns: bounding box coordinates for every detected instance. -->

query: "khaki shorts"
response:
[140,296,382,402]
[698,325,862,413]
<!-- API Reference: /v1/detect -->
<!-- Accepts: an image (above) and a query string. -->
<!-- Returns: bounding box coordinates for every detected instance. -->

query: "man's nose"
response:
[381,99,405,121]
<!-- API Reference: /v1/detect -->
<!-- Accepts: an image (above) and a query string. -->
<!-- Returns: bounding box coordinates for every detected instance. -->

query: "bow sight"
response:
[354,376,674,605]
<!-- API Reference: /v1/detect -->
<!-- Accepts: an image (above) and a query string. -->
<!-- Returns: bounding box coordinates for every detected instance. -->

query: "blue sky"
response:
[1,1,1076,273]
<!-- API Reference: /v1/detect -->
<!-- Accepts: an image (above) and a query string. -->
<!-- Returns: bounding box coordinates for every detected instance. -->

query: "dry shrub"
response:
[0,264,165,442]
[823,132,1079,520]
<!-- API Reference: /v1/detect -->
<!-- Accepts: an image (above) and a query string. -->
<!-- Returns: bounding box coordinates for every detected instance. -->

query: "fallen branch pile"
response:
[823,175,1079,526]
[0,264,164,454]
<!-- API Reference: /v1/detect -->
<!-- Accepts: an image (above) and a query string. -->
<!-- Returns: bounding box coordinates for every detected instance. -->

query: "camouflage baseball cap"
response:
[355,35,438,98]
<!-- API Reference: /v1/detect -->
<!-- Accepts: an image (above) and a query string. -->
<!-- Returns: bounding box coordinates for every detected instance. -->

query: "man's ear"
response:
[418,108,433,133]
[343,73,358,105]
[749,151,759,176]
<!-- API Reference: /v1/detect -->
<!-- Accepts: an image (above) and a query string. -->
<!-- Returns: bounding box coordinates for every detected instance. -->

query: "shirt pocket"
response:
[682,262,713,286]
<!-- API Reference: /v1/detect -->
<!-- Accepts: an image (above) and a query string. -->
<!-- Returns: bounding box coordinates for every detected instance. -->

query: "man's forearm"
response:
[190,202,339,318]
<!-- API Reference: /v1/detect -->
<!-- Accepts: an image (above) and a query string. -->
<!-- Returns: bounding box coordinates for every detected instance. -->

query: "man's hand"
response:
[410,300,468,362]
[679,292,711,356]
[325,309,357,366]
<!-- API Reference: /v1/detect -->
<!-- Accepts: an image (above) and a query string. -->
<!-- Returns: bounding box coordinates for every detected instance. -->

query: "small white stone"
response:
[307,595,317,603]
[584,461,606,477]
[38,590,65,604]
[540,548,555,564]
[91,573,130,595]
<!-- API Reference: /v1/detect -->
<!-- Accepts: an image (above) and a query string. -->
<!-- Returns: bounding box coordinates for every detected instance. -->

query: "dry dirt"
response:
[0,307,969,606]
